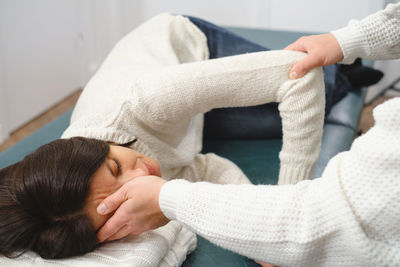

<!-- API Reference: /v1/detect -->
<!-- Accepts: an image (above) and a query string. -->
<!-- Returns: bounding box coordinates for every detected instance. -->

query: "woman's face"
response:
[84,145,161,231]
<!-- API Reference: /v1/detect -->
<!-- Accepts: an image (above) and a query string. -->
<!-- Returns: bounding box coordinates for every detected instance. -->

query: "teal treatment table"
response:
[0,28,366,266]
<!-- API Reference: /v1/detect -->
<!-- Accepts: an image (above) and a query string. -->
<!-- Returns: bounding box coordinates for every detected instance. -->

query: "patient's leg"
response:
[186,15,268,58]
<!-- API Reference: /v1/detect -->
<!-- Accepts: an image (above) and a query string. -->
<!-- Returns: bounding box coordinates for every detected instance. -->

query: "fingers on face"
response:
[97,220,123,242]
[97,208,130,242]
[105,224,133,242]
[97,183,128,215]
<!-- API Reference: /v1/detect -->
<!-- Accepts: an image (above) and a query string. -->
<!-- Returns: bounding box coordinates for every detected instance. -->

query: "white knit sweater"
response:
[160,3,400,266]
[2,13,325,266]
[332,2,400,64]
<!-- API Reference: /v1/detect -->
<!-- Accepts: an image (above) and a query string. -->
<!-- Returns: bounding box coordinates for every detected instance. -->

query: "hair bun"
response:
[34,214,98,259]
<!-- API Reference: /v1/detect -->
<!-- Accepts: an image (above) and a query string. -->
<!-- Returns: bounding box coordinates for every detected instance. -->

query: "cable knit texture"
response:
[332,3,400,64]
[160,97,400,266]
[3,13,325,266]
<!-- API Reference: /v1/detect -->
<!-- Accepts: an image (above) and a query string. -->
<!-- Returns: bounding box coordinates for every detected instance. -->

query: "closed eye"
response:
[112,158,121,177]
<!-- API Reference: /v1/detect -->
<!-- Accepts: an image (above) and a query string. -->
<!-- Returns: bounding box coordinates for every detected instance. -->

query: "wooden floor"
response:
[0,89,82,152]
[356,96,393,135]
[0,91,393,152]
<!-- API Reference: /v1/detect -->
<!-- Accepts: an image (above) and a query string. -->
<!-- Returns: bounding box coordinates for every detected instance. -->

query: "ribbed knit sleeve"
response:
[134,50,325,184]
[159,171,369,266]
[160,98,400,266]
[331,3,400,64]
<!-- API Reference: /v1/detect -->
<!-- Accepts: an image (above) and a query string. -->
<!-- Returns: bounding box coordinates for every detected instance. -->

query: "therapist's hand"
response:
[284,33,343,79]
[96,175,169,242]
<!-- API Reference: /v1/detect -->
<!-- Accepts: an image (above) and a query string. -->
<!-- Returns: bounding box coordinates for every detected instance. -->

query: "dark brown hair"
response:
[0,137,109,259]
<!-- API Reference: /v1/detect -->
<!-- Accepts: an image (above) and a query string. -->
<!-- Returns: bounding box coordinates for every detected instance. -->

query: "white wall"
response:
[0,1,10,143]
[85,0,146,78]
[0,0,88,137]
[138,0,382,31]
[269,0,383,32]
[87,0,386,73]
[0,24,8,143]
[140,0,271,28]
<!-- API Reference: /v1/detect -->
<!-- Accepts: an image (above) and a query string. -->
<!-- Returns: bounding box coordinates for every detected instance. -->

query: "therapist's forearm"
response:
[159,176,358,266]
[331,2,400,64]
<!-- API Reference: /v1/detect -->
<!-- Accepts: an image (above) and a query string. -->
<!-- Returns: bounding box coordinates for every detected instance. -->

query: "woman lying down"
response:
[0,13,365,266]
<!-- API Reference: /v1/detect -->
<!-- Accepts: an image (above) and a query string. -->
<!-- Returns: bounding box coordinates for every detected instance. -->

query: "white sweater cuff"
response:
[278,163,314,185]
[159,179,191,220]
[331,23,369,64]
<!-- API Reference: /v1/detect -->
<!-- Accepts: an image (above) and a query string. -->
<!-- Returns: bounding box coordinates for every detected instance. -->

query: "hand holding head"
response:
[96,175,169,242]
[285,33,344,79]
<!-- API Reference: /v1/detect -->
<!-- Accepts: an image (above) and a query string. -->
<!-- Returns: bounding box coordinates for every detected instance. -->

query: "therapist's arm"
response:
[96,164,362,266]
[286,2,400,79]
[156,176,357,266]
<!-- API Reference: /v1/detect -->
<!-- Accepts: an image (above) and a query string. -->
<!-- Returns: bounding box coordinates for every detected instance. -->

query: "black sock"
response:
[338,58,384,87]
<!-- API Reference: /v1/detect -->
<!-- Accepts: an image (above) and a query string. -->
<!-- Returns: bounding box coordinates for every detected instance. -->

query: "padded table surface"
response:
[0,27,366,266]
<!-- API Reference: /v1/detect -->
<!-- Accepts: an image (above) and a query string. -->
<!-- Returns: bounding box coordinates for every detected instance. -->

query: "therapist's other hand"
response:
[284,33,343,79]
[96,175,169,242]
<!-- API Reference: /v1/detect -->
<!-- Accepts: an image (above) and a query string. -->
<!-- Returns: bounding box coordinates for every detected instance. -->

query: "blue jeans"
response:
[187,16,353,139]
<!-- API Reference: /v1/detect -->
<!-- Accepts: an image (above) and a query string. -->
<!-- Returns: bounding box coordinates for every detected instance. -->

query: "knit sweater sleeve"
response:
[331,3,400,64]
[135,50,325,184]
[159,165,368,266]
[159,98,400,266]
